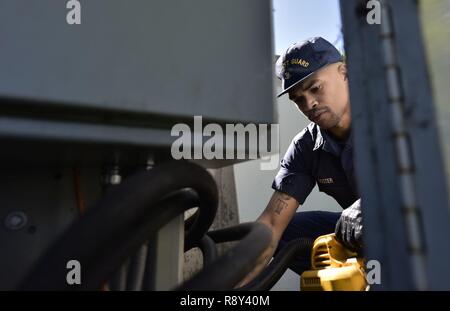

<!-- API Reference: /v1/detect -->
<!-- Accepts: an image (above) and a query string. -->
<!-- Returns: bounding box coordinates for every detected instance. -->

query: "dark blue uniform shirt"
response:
[272,122,360,209]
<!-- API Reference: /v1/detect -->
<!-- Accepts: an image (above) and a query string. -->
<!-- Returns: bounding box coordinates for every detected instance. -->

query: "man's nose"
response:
[305,95,318,111]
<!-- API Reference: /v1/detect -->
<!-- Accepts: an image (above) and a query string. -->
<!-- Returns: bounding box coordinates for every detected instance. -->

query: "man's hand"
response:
[334,198,364,253]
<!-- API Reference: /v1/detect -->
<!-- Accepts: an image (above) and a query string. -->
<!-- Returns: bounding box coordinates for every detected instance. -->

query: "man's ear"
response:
[337,62,348,80]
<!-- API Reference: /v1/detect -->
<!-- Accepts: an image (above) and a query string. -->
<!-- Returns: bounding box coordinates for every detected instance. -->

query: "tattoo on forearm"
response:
[274,198,288,215]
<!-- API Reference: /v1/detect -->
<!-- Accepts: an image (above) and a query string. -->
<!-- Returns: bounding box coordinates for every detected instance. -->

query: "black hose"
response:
[234,237,313,291]
[202,224,313,291]
[198,235,218,267]
[117,189,199,291]
[141,241,157,291]
[207,222,257,243]
[176,222,272,291]
[125,245,148,291]
[19,160,218,290]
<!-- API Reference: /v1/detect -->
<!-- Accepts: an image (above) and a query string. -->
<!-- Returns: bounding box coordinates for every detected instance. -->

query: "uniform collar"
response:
[312,124,353,156]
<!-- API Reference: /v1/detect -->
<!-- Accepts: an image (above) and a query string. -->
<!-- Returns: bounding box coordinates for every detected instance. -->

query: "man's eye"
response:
[295,97,306,107]
[311,85,321,93]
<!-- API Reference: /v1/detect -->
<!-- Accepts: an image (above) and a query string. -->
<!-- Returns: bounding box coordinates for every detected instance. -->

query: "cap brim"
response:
[276,59,342,98]
[276,70,316,98]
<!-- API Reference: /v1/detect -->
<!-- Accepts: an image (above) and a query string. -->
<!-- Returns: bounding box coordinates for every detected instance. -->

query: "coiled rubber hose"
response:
[234,237,313,291]
[176,222,272,291]
[203,224,313,291]
[19,160,217,290]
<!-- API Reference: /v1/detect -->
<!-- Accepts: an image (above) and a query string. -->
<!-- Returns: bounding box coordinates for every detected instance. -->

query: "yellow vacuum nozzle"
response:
[300,233,367,291]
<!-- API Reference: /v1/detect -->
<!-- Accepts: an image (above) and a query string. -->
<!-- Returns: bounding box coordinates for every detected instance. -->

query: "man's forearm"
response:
[234,191,299,288]
[235,234,279,288]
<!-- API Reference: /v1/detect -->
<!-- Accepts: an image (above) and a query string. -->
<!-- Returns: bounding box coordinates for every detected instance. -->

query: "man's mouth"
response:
[310,109,327,122]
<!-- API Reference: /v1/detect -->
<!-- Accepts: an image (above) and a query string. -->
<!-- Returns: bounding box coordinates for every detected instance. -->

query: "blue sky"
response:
[272,0,343,55]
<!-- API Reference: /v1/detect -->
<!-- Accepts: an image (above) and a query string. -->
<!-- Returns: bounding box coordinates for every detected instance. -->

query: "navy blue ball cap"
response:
[275,37,343,98]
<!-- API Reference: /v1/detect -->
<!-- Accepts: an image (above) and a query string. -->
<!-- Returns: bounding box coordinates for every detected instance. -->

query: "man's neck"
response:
[328,113,352,142]
[328,127,350,142]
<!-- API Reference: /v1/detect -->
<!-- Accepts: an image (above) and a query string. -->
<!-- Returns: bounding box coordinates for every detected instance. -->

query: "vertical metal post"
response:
[143,156,184,291]
[340,0,450,290]
[387,0,450,290]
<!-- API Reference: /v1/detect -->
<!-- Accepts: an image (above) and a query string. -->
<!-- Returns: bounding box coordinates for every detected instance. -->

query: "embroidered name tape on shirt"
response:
[318,177,334,184]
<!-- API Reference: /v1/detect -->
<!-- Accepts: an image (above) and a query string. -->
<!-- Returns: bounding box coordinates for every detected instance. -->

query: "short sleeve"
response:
[271,136,316,205]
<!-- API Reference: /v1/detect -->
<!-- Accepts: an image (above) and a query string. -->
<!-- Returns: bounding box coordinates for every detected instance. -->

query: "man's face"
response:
[288,62,350,130]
